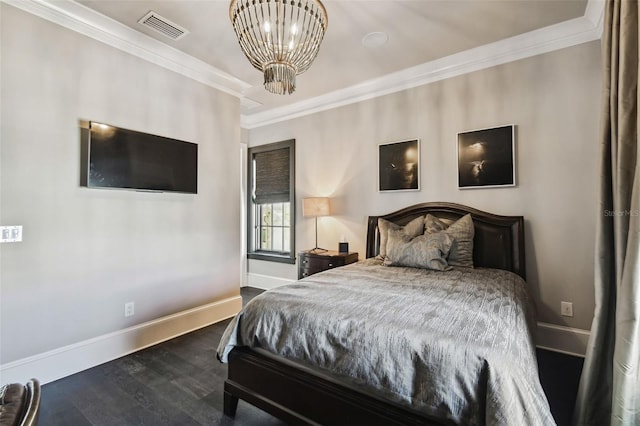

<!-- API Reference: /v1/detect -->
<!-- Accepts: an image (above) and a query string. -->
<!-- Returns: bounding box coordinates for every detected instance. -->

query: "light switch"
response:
[0,226,22,243]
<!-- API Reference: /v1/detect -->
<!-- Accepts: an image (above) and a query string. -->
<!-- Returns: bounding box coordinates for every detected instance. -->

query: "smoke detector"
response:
[362,32,388,49]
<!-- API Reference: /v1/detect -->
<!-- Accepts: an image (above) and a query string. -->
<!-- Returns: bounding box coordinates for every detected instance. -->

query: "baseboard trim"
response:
[0,295,242,385]
[247,273,295,290]
[536,322,590,358]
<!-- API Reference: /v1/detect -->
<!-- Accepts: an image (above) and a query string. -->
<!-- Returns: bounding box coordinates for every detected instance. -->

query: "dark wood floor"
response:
[537,347,584,426]
[40,287,283,426]
[40,287,583,425]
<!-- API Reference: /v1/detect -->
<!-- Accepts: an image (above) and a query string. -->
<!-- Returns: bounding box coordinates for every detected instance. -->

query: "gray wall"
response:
[0,5,240,363]
[248,41,602,331]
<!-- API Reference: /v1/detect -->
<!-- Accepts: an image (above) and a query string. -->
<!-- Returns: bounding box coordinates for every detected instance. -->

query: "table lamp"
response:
[303,197,330,253]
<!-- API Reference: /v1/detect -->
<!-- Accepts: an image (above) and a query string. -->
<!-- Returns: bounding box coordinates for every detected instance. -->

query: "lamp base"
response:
[307,247,328,253]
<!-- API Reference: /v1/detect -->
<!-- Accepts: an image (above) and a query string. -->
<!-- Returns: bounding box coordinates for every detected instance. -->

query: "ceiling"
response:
[11,0,602,127]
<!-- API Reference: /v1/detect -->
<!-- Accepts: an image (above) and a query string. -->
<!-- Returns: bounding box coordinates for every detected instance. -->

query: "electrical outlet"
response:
[561,301,573,317]
[124,302,135,317]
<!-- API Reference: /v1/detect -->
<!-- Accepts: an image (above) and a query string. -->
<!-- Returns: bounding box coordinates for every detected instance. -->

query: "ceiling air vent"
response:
[138,11,189,41]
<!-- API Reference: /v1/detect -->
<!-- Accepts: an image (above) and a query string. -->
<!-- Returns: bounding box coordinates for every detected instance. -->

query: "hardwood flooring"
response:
[40,287,582,425]
[40,287,282,426]
[537,348,584,426]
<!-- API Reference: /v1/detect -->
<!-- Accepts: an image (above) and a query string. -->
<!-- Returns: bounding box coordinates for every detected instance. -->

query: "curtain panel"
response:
[574,1,640,425]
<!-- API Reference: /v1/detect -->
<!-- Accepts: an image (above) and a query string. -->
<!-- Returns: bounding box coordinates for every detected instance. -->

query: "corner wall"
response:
[248,41,602,354]
[0,4,241,380]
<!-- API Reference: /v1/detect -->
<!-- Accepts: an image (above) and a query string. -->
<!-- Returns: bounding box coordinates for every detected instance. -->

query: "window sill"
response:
[248,252,296,264]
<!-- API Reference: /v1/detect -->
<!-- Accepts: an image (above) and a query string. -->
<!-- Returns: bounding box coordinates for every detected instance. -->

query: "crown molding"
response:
[584,0,605,36]
[241,2,604,129]
[240,97,263,110]
[3,0,251,97]
[4,0,604,129]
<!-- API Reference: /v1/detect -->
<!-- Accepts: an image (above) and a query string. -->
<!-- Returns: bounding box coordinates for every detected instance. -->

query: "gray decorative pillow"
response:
[424,215,454,234]
[377,216,424,259]
[424,214,475,268]
[383,229,453,271]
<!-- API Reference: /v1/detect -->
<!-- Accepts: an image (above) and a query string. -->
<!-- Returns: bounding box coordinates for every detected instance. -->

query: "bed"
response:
[217,202,553,425]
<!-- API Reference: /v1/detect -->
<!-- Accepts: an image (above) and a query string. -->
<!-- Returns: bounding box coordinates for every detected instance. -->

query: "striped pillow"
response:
[424,214,475,268]
[383,229,453,271]
[377,216,424,260]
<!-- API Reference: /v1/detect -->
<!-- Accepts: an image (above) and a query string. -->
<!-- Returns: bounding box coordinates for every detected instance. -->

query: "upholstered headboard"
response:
[366,202,526,279]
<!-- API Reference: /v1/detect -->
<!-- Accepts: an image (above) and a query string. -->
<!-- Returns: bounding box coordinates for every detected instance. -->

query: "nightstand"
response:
[298,250,358,279]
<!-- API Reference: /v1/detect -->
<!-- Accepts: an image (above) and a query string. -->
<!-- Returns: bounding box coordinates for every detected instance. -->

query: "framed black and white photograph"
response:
[378,139,420,192]
[457,125,515,189]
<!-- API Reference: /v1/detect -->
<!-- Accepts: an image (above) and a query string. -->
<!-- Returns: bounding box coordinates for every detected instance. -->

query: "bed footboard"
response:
[224,347,445,425]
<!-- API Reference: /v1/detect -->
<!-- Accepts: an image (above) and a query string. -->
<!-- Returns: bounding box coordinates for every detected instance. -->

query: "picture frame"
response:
[457,125,515,189]
[378,139,420,192]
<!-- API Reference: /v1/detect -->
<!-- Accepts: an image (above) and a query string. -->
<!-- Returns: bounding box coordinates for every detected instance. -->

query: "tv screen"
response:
[84,122,198,194]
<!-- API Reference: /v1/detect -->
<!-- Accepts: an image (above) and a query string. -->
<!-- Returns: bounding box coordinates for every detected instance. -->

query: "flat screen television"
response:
[82,121,198,194]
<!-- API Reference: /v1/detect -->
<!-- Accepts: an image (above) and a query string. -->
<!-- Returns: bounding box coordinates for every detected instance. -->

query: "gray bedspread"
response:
[217,259,555,425]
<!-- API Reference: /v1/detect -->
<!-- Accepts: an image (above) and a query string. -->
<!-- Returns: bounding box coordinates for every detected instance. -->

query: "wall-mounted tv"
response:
[81,121,198,194]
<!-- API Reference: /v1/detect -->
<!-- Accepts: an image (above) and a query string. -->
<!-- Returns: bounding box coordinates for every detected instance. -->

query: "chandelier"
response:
[229,0,328,95]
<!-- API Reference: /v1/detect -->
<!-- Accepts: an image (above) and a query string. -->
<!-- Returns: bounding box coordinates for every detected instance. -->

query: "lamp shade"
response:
[303,197,330,217]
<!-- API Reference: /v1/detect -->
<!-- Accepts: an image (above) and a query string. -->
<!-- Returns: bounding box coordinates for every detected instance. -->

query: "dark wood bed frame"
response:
[224,202,525,425]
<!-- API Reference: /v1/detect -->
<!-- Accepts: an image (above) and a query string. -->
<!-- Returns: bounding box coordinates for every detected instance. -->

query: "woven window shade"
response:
[253,147,290,204]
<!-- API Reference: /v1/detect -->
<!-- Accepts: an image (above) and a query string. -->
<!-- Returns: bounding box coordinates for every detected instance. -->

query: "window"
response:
[247,140,295,263]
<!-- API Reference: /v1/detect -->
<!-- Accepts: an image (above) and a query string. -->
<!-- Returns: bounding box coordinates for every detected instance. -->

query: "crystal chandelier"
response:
[229,0,328,95]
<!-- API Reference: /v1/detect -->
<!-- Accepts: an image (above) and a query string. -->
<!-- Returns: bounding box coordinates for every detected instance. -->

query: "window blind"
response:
[253,147,290,204]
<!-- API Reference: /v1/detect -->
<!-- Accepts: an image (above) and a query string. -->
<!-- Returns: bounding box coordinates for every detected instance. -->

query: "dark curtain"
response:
[574,1,640,425]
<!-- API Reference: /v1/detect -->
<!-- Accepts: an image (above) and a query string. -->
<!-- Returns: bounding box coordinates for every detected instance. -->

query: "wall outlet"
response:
[124,302,135,317]
[561,301,573,317]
